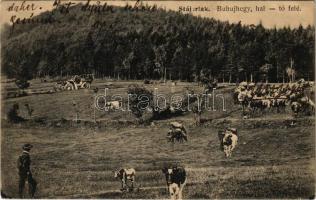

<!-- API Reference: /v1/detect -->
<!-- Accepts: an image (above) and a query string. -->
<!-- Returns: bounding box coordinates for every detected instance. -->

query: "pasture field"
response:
[1,80,315,198]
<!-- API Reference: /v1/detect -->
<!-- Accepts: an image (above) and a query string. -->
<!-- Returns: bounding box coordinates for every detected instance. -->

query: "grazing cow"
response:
[167,129,188,143]
[114,168,136,191]
[291,97,315,116]
[106,101,121,110]
[237,89,252,114]
[162,166,186,198]
[291,102,301,116]
[167,122,188,143]
[218,128,238,157]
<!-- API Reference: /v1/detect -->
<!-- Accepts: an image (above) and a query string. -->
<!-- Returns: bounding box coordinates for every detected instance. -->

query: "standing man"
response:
[17,144,37,198]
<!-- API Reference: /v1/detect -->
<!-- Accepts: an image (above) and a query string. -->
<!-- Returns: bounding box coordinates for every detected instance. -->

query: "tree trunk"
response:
[164,67,167,83]
[282,72,285,83]
[276,62,279,83]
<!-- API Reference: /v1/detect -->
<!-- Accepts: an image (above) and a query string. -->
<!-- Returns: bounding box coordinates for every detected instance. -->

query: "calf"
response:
[114,168,136,191]
[218,129,238,157]
[162,166,186,199]
[106,101,121,110]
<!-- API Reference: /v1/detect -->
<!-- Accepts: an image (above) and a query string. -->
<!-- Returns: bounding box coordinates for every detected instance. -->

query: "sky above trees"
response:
[0,0,314,28]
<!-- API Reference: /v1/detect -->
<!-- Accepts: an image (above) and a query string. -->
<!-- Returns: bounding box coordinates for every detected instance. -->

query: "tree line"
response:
[1,3,315,83]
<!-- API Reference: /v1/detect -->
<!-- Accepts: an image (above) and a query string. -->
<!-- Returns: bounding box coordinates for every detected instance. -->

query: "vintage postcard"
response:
[0,0,315,199]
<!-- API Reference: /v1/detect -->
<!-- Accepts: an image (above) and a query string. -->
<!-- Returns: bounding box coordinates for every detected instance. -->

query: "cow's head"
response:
[291,102,301,115]
[114,169,123,178]
[114,170,119,178]
[162,167,174,184]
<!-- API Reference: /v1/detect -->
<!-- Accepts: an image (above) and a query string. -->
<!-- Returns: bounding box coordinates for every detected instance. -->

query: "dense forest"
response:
[1,3,315,83]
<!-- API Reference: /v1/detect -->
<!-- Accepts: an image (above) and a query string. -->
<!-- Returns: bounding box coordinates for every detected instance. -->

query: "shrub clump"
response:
[7,103,25,123]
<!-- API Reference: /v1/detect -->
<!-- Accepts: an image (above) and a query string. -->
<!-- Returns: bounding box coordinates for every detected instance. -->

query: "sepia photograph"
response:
[0,0,315,199]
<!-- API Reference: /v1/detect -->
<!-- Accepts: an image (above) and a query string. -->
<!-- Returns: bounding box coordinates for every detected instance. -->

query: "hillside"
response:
[1,3,315,82]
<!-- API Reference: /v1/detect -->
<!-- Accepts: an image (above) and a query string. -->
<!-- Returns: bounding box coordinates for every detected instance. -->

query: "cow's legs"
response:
[177,190,182,200]
[229,145,234,157]
[224,146,228,157]
[121,181,124,190]
[131,178,134,190]
[178,182,186,200]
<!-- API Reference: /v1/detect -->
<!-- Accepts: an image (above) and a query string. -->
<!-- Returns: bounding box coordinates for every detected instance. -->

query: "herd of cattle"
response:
[37,78,314,198]
[233,79,315,116]
[54,74,94,91]
[113,123,238,199]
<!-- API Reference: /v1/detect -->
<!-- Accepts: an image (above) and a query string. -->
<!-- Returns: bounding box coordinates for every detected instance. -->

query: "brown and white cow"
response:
[114,168,136,191]
[218,128,238,157]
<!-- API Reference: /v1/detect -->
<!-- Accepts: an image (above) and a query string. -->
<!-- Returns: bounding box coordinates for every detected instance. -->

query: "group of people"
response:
[234,79,314,115]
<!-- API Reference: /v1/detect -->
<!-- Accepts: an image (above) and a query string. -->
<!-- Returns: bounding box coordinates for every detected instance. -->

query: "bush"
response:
[144,79,151,84]
[7,103,25,123]
[15,79,30,90]
[127,84,154,120]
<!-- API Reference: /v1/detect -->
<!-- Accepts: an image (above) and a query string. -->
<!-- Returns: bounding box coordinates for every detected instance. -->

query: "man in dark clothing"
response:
[18,144,37,198]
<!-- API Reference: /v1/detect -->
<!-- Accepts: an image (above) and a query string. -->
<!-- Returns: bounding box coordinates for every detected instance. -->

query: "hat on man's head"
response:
[22,143,33,151]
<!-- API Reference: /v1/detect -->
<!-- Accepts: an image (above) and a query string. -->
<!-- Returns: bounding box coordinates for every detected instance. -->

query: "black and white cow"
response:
[162,166,186,199]
[114,168,136,191]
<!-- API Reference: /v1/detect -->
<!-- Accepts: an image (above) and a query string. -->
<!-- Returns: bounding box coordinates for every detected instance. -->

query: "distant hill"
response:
[1,3,315,82]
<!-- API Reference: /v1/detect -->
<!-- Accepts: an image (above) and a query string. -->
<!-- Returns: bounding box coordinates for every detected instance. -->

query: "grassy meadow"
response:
[1,79,315,198]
